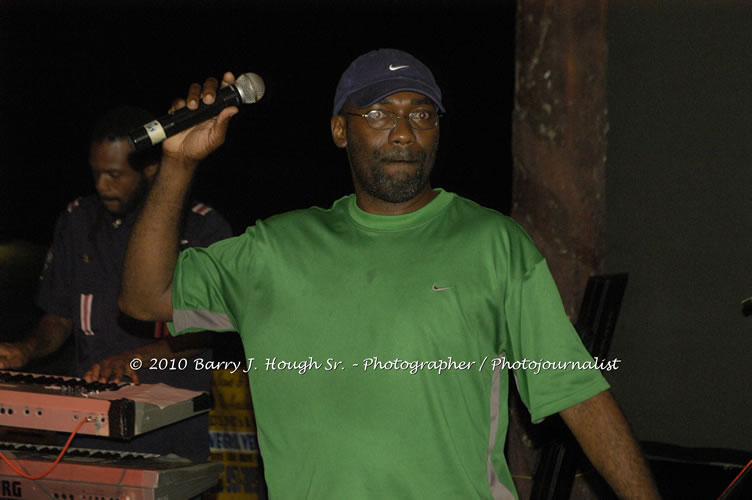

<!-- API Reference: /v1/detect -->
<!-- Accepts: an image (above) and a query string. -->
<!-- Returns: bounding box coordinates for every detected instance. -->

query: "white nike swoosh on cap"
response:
[389,64,409,71]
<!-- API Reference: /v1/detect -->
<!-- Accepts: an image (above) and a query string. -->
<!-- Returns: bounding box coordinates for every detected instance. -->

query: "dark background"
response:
[0,0,515,240]
[605,0,752,456]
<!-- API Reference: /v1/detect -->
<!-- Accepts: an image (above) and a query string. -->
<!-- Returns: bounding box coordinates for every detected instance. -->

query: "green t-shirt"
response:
[172,189,609,499]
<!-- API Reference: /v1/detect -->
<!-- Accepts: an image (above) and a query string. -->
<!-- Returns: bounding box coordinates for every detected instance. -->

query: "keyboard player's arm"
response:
[84,331,213,384]
[0,313,72,370]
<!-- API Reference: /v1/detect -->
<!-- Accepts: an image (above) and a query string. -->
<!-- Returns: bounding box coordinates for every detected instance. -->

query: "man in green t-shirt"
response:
[120,49,660,499]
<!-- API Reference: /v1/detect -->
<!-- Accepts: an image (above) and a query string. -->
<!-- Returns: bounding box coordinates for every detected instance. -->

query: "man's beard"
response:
[99,176,148,216]
[347,142,438,204]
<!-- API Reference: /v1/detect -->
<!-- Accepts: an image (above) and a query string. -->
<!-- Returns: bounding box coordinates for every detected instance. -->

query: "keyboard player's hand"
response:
[0,342,32,370]
[84,352,142,385]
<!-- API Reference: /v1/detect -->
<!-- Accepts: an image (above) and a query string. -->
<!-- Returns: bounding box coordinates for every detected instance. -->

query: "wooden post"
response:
[511,0,608,317]
[508,1,609,498]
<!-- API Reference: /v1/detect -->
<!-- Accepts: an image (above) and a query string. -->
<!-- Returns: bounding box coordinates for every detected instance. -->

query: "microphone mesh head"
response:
[235,73,265,104]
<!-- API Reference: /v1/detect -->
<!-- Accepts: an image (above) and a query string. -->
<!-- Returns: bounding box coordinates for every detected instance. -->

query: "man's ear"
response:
[143,161,159,182]
[331,115,347,149]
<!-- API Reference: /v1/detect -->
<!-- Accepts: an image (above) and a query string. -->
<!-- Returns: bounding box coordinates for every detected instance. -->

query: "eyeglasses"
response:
[344,109,441,130]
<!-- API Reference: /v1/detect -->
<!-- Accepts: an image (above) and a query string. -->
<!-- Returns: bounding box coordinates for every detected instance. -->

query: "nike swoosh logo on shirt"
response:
[432,284,451,292]
[389,64,409,71]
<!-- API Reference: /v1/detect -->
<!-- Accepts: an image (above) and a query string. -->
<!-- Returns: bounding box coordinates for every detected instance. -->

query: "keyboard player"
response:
[0,106,232,461]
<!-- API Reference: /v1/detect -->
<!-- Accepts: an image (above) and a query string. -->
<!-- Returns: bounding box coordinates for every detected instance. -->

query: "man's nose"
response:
[96,176,111,194]
[389,116,416,145]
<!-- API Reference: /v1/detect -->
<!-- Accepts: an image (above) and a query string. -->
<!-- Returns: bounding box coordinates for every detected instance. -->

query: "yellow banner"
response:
[208,370,266,499]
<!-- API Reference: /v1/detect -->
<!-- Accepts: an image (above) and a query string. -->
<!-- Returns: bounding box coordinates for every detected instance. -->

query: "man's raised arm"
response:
[118,72,239,321]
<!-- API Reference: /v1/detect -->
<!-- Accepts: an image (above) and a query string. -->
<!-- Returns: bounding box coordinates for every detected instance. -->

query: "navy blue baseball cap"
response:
[333,48,445,116]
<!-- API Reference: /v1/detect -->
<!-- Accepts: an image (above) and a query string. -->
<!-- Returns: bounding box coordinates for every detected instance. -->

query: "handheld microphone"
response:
[129,72,265,152]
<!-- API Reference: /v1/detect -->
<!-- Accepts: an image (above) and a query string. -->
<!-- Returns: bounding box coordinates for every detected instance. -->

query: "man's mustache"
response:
[378,151,425,163]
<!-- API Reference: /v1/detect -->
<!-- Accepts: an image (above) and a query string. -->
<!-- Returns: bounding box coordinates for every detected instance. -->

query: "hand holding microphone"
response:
[129,72,265,154]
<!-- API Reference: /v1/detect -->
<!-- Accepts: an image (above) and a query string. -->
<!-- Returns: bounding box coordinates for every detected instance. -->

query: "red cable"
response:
[717,458,752,500]
[0,416,94,480]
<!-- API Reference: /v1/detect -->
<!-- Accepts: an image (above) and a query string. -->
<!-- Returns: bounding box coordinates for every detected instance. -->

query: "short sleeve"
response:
[503,258,610,421]
[190,207,233,247]
[171,232,255,336]
[35,211,74,319]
